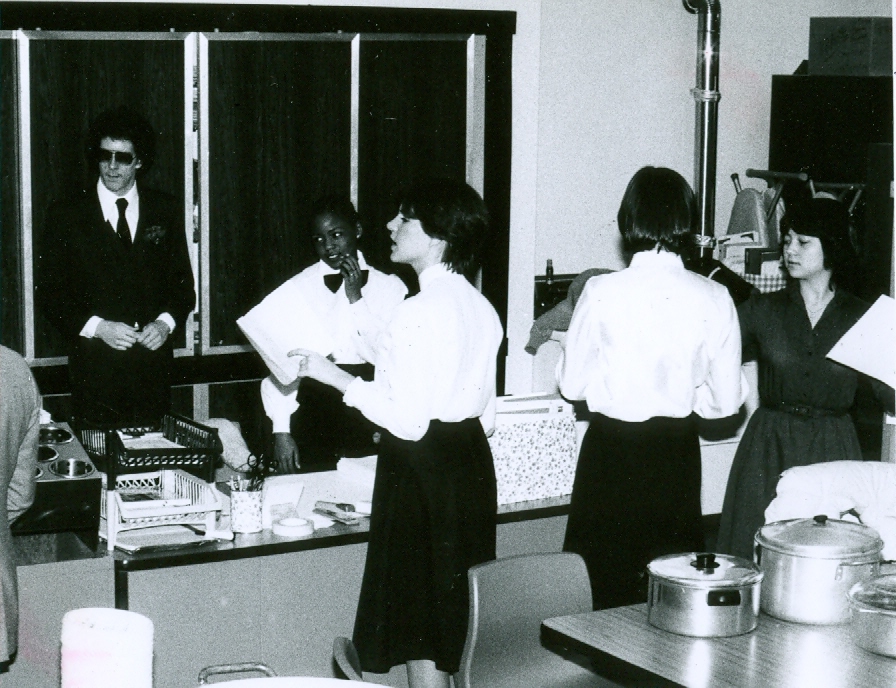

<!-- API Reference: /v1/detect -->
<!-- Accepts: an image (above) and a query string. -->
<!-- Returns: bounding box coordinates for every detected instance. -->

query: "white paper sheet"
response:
[236,282,334,386]
[826,294,896,388]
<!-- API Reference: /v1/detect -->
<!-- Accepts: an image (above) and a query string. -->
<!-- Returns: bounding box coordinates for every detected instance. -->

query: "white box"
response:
[488,394,578,505]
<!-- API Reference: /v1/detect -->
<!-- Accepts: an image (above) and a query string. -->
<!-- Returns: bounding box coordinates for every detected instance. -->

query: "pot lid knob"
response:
[691,552,720,573]
[814,514,828,525]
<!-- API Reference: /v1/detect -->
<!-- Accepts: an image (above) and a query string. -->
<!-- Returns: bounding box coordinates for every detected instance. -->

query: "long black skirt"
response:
[563,413,703,610]
[353,418,497,674]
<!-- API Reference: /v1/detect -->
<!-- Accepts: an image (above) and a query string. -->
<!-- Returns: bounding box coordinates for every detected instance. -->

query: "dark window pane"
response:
[207,38,352,347]
[358,37,467,275]
[1,37,22,351]
[29,37,185,358]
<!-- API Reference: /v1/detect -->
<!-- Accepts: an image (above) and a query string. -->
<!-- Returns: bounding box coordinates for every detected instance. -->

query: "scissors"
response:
[244,452,277,491]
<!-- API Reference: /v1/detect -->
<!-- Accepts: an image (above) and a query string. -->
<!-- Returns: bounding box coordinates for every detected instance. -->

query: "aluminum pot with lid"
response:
[646,552,763,637]
[755,515,883,625]
[847,574,896,657]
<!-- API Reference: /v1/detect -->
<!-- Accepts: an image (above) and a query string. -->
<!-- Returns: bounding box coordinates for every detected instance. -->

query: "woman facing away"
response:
[717,196,895,560]
[557,166,746,610]
[288,179,503,688]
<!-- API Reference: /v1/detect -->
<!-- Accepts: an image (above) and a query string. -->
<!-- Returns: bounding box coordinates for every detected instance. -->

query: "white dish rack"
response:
[101,469,221,550]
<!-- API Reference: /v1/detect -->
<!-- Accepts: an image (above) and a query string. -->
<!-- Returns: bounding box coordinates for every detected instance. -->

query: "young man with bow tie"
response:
[37,107,195,431]
[260,196,407,473]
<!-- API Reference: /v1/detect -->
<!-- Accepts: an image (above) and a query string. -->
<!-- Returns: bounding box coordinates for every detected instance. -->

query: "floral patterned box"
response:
[488,394,578,505]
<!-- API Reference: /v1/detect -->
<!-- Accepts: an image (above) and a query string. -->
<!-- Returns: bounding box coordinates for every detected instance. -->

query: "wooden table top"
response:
[542,604,896,688]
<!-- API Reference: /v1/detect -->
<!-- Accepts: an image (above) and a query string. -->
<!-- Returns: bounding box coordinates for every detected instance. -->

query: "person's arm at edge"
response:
[8,373,39,522]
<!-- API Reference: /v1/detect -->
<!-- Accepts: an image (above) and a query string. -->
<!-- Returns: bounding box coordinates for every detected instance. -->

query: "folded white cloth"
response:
[766,460,896,559]
[202,418,252,472]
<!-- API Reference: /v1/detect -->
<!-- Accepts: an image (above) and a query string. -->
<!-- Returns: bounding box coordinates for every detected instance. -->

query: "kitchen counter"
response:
[11,494,572,688]
[13,494,570,570]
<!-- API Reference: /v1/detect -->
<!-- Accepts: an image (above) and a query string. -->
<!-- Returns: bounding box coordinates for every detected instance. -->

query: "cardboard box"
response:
[809,17,892,77]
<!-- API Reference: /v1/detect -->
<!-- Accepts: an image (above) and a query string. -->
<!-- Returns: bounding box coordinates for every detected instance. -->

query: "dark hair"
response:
[307,195,361,233]
[780,197,858,290]
[86,106,156,174]
[616,166,697,255]
[398,178,489,280]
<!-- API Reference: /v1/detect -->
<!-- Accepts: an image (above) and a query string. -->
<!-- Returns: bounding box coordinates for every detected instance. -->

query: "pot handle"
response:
[835,560,879,581]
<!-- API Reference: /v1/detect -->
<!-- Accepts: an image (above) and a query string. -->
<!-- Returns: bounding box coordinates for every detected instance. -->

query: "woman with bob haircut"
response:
[717,195,895,559]
[558,166,745,609]
[288,178,503,688]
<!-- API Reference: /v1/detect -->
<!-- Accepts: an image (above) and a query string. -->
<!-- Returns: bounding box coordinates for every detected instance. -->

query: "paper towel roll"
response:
[61,607,154,688]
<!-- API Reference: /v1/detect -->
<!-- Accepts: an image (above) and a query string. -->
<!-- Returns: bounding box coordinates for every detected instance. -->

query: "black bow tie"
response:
[324,270,369,293]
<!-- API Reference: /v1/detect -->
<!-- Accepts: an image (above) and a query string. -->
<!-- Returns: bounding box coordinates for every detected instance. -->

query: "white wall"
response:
[513,0,893,391]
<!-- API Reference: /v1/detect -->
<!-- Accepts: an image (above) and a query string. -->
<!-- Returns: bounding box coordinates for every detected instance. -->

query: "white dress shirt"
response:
[261,253,408,433]
[97,178,139,241]
[80,180,176,337]
[342,263,503,442]
[557,249,746,422]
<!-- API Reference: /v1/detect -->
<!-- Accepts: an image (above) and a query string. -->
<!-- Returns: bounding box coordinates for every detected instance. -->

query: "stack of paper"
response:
[827,294,895,388]
[336,456,377,498]
[237,282,334,385]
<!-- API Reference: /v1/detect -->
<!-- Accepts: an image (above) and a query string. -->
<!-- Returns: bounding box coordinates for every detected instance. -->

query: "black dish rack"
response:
[77,414,222,489]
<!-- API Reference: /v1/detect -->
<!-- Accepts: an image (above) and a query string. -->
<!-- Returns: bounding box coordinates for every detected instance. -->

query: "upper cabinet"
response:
[23,31,191,361]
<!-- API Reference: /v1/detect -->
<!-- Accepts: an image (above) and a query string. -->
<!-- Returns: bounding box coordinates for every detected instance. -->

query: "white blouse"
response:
[261,253,407,433]
[557,250,746,422]
[343,263,503,442]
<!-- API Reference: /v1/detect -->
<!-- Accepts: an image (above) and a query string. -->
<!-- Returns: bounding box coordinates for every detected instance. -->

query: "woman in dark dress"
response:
[558,167,745,610]
[717,196,895,559]
[288,179,503,688]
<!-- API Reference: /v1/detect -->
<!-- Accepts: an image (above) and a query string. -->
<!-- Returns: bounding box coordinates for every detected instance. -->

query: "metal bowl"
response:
[34,466,43,479]
[39,426,74,444]
[38,445,59,463]
[48,458,95,479]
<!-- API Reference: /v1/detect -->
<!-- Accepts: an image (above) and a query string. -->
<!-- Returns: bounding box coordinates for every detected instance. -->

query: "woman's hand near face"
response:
[287,348,356,393]
[339,254,364,304]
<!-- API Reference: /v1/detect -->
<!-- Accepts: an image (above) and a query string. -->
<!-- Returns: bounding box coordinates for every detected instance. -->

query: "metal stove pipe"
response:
[684,0,721,259]
[680,1,754,305]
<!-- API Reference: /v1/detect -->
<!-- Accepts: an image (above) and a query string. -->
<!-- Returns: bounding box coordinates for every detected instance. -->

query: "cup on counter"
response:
[230,489,263,533]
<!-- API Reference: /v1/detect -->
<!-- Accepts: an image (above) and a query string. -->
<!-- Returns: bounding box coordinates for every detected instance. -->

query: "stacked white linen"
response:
[765,460,896,559]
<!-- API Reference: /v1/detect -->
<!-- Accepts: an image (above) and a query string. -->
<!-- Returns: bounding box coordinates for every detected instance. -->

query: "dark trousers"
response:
[289,363,379,468]
[69,337,172,428]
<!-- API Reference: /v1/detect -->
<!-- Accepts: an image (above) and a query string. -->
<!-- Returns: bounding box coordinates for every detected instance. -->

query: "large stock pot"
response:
[646,552,763,637]
[755,515,883,624]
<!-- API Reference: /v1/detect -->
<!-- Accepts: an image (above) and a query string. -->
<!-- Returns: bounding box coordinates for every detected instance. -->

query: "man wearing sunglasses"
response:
[37,106,195,430]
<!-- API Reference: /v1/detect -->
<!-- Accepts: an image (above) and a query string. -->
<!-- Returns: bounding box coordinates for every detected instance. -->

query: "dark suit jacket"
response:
[37,185,195,426]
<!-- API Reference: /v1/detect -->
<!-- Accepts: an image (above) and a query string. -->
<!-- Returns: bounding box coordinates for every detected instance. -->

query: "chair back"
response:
[455,552,593,688]
[333,636,364,681]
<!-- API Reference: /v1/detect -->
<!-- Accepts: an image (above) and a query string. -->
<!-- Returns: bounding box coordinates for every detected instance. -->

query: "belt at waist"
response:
[764,402,847,419]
